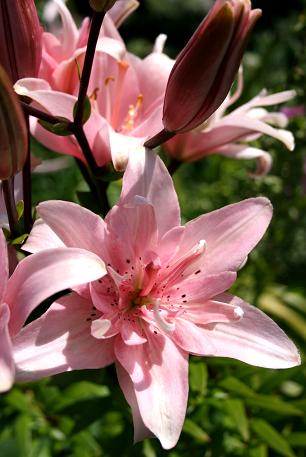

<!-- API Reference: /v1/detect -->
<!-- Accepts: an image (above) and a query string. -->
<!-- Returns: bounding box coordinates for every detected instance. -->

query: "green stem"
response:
[2,178,18,237]
[74,11,105,129]
[144,129,176,149]
[76,159,110,217]
[22,114,33,233]
[167,158,182,176]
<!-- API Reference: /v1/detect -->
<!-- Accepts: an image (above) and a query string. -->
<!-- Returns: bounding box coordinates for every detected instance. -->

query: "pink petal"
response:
[199,294,301,368]
[167,271,237,304]
[52,0,78,60]
[37,201,107,258]
[116,362,154,443]
[158,226,185,265]
[5,248,107,335]
[234,89,296,114]
[120,147,180,237]
[0,304,15,392]
[131,98,164,139]
[178,197,272,275]
[26,90,77,120]
[108,0,139,27]
[107,197,158,264]
[172,318,216,355]
[100,12,125,43]
[115,331,189,449]
[13,294,115,381]
[217,144,272,176]
[30,117,81,160]
[14,78,52,93]
[23,218,64,254]
[108,132,144,172]
[0,229,8,301]
[121,321,147,346]
[131,52,174,112]
[221,116,295,150]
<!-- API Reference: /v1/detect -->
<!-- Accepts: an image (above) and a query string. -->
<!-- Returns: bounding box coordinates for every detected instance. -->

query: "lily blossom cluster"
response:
[11,148,300,448]
[0,0,301,451]
[16,0,173,171]
[164,68,296,175]
[15,0,296,174]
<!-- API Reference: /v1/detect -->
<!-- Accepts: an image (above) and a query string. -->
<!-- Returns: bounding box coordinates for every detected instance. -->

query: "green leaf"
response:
[287,432,306,447]
[219,376,255,397]
[249,444,268,457]
[54,381,110,411]
[189,362,207,396]
[246,395,303,416]
[224,398,249,441]
[73,97,91,125]
[39,118,72,136]
[143,439,157,457]
[15,415,32,457]
[182,419,210,443]
[16,200,24,220]
[0,439,19,457]
[251,419,296,457]
[11,233,28,246]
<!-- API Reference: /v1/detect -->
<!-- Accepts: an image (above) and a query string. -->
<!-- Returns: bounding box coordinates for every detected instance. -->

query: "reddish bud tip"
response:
[0,66,27,180]
[0,0,42,83]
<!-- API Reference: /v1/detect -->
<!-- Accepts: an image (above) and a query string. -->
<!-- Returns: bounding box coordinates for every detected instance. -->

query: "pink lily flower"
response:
[164,69,296,176]
[15,148,299,448]
[0,228,107,392]
[15,0,173,170]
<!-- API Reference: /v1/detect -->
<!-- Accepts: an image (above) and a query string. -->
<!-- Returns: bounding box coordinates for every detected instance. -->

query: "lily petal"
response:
[23,218,64,254]
[200,294,301,368]
[5,248,107,335]
[14,294,115,381]
[0,229,8,301]
[120,147,180,237]
[179,197,272,275]
[115,331,189,449]
[0,304,15,392]
[37,201,107,258]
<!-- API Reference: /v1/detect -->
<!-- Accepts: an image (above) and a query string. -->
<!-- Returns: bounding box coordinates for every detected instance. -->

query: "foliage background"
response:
[1,0,306,455]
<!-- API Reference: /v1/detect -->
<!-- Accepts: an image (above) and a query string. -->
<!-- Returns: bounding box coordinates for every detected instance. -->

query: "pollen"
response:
[122,94,144,133]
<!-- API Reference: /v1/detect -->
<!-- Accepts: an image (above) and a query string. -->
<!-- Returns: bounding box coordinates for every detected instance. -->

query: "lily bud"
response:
[89,0,118,12]
[0,0,42,83]
[0,66,27,180]
[163,0,261,133]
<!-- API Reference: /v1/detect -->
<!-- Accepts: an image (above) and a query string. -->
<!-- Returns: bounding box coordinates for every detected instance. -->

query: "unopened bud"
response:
[163,0,261,133]
[0,0,42,83]
[0,66,27,180]
[89,0,118,12]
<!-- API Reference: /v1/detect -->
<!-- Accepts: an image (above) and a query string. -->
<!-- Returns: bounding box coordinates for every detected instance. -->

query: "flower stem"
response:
[22,114,33,233]
[76,159,110,217]
[167,158,181,176]
[71,125,99,174]
[74,11,105,127]
[144,129,175,149]
[20,100,63,125]
[2,178,18,237]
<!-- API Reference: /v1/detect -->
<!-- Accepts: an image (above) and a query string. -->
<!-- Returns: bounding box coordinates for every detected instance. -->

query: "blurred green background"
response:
[1,1,306,456]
